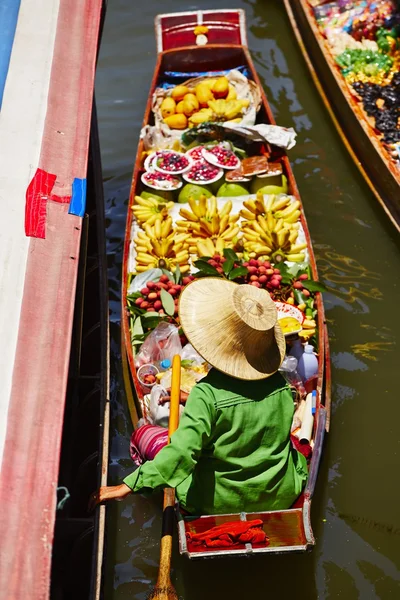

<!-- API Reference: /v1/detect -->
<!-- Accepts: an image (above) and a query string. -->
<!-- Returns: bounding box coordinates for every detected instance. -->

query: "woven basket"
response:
[152,71,262,132]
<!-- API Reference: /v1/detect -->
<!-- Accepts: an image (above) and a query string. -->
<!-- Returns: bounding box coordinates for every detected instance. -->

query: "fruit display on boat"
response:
[141,170,182,191]
[176,196,240,256]
[133,217,191,273]
[126,65,326,367]
[131,195,175,226]
[146,150,192,174]
[155,73,255,130]
[202,144,241,169]
[183,161,224,184]
[311,0,400,164]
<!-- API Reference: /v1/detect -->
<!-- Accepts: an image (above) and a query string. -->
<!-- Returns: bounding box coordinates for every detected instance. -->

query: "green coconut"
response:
[216,182,249,197]
[141,188,175,203]
[178,184,212,204]
[250,174,288,195]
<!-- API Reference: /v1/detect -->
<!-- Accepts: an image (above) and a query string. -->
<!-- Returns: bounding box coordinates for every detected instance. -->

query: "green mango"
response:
[141,188,175,203]
[216,182,249,197]
[250,174,288,195]
[178,184,212,204]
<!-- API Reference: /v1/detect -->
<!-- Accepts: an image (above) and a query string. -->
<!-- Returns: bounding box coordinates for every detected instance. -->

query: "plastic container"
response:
[297,344,318,382]
[154,358,172,372]
[279,355,305,395]
[289,339,304,363]
[137,364,159,388]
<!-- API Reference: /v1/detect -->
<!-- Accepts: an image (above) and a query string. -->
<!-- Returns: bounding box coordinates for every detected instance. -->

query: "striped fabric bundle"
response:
[130,424,168,465]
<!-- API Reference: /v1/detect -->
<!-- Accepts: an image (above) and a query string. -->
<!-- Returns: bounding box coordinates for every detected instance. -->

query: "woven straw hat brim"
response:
[178,278,286,380]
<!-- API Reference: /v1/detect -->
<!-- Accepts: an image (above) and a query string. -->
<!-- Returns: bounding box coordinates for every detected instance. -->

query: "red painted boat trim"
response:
[156,10,247,53]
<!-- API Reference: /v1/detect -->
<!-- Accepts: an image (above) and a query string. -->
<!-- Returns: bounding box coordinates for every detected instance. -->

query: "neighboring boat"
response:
[0,0,108,597]
[122,9,331,558]
[283,0,400,232]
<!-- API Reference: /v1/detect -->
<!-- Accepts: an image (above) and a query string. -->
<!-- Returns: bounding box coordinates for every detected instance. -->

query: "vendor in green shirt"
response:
[90,278,308,515]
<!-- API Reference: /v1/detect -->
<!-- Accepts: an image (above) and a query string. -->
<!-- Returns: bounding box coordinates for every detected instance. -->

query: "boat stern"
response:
[177,504,314,559]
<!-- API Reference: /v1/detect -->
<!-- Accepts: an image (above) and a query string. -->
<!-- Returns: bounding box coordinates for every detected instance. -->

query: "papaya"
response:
[195,82,214,107]
[171,85,190,101]
[183,93,199,110]
[212,76,229,98]
[164,113,188,129]
[182,94,199,116]
[161,97,176,119]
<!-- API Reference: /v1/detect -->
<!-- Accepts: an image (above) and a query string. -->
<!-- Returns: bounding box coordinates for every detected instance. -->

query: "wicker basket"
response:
[152,70,262,132]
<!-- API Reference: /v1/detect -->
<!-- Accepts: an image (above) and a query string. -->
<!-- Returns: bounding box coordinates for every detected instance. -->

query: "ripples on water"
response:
[96,0,400,597]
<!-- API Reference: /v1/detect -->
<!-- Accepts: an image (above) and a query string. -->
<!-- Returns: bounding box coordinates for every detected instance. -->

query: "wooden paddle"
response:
[148,354,181,600]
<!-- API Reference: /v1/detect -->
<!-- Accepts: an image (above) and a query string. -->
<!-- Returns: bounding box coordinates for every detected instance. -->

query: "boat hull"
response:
[284,0,400,232]
[122,10,331,559]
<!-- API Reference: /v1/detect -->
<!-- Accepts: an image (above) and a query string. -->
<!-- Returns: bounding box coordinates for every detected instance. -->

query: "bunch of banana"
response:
[176,195,240,255]
[197,238,228,258]
[207,99,250,121]
[132,195,174,226]
[134,218,191,273]
[240,192,301,225]
[241,211,307,263]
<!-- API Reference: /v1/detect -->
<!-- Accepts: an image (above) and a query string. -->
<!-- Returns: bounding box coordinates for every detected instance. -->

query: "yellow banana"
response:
[207,196,217,218]
[179,208,198,222]
[199,195,207,217]
[154,218,162,239]
[197,241,211,257]
[284,210,301,224]
[271,196,290,212]
[136,253,154,265]
[239,209,256,220]
[285,252,305,262]
[215,238,225,255]
[220,200,233,218]
[188,197,203,218]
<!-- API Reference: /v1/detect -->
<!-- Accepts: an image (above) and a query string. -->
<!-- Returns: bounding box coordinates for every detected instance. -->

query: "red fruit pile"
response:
[291,273,310,297]
[206,255,240,274]
[242,258,283,291]
[135,274,195,316]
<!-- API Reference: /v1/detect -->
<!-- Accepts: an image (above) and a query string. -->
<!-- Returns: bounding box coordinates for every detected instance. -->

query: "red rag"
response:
[187,519,269,548]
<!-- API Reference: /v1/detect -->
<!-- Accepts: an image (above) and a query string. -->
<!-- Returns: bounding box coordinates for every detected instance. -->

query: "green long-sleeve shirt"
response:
[124,369,308,515]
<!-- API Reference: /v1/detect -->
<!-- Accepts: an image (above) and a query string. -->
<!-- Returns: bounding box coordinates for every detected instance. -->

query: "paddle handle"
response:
[156,355,181,592]
[168,354,181,440]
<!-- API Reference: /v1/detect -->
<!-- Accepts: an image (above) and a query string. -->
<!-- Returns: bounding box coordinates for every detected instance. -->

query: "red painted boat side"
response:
[0,202,82,598]
[0,0,103,596]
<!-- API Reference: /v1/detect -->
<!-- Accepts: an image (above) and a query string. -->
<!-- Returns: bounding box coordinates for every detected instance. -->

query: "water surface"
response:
[95,1,400,597]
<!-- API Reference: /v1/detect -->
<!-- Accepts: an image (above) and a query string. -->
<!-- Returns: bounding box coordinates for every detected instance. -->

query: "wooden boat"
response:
[122,9,331,558]
[283,0,400,232]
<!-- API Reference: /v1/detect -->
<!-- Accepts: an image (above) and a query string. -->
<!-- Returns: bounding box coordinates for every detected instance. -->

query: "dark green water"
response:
[95,1,400,598]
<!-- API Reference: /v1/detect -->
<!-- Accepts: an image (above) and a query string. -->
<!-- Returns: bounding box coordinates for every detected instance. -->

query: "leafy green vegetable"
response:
[301,280,327,293]
[174,264,181,284]
[222,257,235,275]
[193,260,221,276]
[160,289,175,316]
[228,266,248,280]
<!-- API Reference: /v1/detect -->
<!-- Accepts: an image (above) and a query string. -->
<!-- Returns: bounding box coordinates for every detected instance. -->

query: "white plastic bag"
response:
[181,343,205,366]
[149,384,184,427]
[135,322,182,368]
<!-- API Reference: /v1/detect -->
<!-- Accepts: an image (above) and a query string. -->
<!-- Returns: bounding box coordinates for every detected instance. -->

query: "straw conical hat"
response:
[178,278,285,380]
